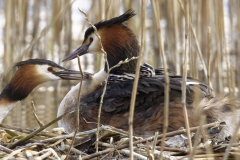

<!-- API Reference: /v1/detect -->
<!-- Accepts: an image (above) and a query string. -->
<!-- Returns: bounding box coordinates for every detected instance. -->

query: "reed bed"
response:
[0,0,240,159]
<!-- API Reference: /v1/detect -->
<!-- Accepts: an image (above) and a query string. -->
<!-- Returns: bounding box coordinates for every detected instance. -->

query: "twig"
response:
[152,131,158,155]
[207,27,212,89]
[2,148,25,160]
[145,140,153,159]
[7,109,75,149]
[189,113,205,159]
[39,151,52,159]
[98,141,112,148]
[181,0,193,153]
[120,149,148,160]
[128,1,146,159]
[217,0,234,96]
[193,153,225,158]
[31,101,44,127]
[178,0,212,88]
[0,144,12,154]
[64,145,86,155]
[0,123,58,137]
[105,0,112,19]
[82,147,113,160]
[144,145,187,153]
[38,148,60,159]
[38,127,107,143]
[45,139,64,148]
[96,71,108,153]
[81,122,223,160]
[109,57,138,72]
[93,56,138,153]
[151,1,170,160]
[65,55,84,160]
[213,143,240,150]
[78,8,109,153]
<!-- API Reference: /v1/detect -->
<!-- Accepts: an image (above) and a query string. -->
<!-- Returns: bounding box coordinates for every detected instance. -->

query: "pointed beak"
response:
[62,45,89,62]
[52,69,82,80]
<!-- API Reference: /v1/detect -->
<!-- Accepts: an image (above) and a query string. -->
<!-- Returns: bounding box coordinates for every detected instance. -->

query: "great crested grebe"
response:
[60,9,239,138]
[0,59,82,123]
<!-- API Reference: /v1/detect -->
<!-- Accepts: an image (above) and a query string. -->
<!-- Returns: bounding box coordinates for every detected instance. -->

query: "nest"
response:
[0,120,240,160]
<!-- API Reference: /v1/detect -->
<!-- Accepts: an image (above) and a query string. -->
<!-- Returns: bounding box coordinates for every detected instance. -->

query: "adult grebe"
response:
[60,9,239,139]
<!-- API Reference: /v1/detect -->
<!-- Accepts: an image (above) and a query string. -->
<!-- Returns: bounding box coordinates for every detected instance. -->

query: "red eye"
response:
[89,37,93,42]
[47,67,53,72]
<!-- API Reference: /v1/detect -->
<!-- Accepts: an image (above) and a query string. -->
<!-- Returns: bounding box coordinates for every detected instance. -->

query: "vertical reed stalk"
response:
[150,0,169,160]
[213,0,223,93]
[77,8,110,153]
[219,0,234,96]
[181,0,192,152]
[65,55,83,160]
[128,1,146,159]
[178,0,210,82]
[207,27,212,89]
[172,0,180,75]
[189,113,205,159]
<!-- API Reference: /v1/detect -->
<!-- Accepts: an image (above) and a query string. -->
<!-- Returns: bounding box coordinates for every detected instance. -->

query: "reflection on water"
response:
[3,81,78,130]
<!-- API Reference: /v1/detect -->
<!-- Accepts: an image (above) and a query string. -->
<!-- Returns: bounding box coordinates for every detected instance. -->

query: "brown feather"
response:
[11,65,43,93]
[98,24,139,73]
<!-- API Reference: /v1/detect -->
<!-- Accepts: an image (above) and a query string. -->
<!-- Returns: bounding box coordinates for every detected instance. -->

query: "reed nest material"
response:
[0,0,239,131]
[0,122,239,159]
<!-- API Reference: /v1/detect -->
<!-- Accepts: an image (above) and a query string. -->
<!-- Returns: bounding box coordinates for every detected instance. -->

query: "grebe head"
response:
[62,9,139,73]
[0,58,82,123]
[0,58,81,102]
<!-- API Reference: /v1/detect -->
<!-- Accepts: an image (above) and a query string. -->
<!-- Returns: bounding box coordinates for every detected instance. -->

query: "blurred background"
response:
[0,0,239,130]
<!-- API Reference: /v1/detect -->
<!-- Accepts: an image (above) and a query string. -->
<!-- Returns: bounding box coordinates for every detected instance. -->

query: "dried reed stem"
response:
[105,0,112,19]
[150,1,169,159]
[128,1,146,159]
[152,131,158,155]
[218,0,234,96]
[223,2,235,95]
[81,122,223,160]
[38,127,107,143]
[0,145,12,154]
[76,55,84,128]
[213,0,223,93]
[94,56,138,155]
[7,109,75,149]
[180,0,192,153]
[207,27,212,89]
[189,113,205,159]
[193,153,225,158]
[77,8,109,153]
[31,101,44,127]
[120,149,148,160]
[0,123,58,137]
[65,55,83,160]
[178,0,210,83]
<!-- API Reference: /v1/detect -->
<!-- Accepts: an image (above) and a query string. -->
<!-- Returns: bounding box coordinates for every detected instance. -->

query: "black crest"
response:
[15,59,65,69]
[84,9,136,39]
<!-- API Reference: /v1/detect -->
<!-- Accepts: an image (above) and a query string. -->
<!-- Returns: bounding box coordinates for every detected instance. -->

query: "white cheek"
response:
[88,34,102,54]
[44,73,60,81]
[36,65,60,81]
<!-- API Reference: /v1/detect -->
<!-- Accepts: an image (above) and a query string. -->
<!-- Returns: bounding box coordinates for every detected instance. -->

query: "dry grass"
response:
[0,0,240,159]
[1,0,239,129]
